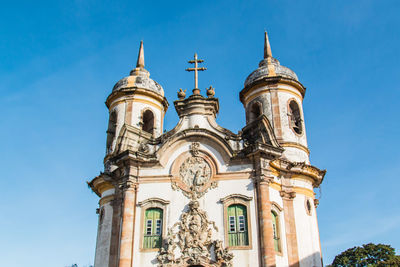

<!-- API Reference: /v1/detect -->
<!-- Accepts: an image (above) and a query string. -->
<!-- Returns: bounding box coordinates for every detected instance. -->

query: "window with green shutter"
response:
[227,204,249,247]
[271,211,281,252]
[143,208,163,249]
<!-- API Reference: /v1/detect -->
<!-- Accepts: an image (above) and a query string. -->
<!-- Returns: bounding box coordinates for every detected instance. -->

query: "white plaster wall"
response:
[94,201,113,267]
[293,194,322,267]
[282,147,310,164]
[290,179,314,191]
[132,179,260,266]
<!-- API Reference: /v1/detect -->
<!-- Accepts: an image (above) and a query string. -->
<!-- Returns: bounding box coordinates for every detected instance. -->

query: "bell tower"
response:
[105,41,169,155]
[240,32,309,163]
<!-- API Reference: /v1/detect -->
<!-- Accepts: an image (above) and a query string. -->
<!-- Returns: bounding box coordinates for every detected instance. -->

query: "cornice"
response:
[239,76,306,104]
[105,87,169,110]
[269,159,326,187]
[87,172,115,197]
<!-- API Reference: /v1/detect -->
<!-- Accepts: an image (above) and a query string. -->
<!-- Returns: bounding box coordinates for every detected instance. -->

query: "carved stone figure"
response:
[179,157,211,189]
[157,201,233,267]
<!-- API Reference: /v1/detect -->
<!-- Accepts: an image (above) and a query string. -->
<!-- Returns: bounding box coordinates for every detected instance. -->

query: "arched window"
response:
[288,100,303,135]
[142,109,155,135]
[271,211,281,253]
[249,102,262,122]
[106,111,117,151]
[143,208,163,249]
[227,204,249,247]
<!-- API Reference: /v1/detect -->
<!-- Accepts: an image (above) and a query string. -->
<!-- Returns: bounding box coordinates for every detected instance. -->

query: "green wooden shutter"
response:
[227,204,249,247]
[271,211,280,252]
[143,208,163,249]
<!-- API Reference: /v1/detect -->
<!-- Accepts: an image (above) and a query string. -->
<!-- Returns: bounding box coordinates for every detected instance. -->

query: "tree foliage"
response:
[329,243,400,267]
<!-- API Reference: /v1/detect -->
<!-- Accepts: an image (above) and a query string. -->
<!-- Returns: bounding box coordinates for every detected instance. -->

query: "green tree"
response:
[329,243,400,267]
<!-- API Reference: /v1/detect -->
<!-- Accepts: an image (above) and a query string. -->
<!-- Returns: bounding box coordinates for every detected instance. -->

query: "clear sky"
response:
[1,0,399,266]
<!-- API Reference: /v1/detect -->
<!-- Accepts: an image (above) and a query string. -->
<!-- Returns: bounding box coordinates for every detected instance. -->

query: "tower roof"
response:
[244,31,298,88]
[112,41,164,96]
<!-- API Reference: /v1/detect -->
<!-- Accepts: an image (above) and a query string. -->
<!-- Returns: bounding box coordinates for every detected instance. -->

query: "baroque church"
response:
[88,32,326,267]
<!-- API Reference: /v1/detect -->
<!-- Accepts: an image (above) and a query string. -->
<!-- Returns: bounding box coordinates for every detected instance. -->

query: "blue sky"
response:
[1,0,399,266]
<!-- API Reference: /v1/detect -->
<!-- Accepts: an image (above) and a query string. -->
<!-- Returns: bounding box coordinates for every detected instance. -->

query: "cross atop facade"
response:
[185,53,207,90]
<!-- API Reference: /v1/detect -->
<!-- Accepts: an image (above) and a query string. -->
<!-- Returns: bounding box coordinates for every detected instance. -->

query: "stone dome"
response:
[112,68,164,96]
[112,41,164,96]
[244,57,298,88]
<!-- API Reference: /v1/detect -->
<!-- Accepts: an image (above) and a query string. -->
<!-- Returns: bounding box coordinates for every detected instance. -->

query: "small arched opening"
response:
[288,100,303,135]
[249,102,262,122]
[106,111,117,151]
[142,109,155,135]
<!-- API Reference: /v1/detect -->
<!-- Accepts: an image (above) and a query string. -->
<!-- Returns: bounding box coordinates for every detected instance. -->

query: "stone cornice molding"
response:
[106,87,169,111]
[219,193,253,204]
[280,190,296,200]
[270,159,326,187]
[174,94,219,118]
[118,179,138,192]
[257,174,274,185]
[271,201,283,212]
[137,197,170,207]
[88,172,115,197]
[239,75,306,104]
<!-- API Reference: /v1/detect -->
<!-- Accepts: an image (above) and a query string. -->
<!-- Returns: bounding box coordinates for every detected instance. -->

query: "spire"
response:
[136,40,145,68]
[264,31,272,59]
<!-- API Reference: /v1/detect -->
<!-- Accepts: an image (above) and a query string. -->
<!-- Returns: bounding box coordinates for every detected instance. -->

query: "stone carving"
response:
[190,142,200,156]
[177,88,186,99]
[174,156,217,199]
[157,200,233,267]
[179,157,211,188]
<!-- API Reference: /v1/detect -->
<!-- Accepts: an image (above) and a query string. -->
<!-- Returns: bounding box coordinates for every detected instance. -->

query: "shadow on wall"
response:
[291,251,323,267]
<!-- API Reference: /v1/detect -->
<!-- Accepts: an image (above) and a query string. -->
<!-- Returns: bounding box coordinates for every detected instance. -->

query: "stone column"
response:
[258,177,276,267]
[280,190,299,267]
[118,181,137,267]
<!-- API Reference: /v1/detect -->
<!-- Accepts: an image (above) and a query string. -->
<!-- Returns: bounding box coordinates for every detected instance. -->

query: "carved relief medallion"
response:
[179,157,211,189]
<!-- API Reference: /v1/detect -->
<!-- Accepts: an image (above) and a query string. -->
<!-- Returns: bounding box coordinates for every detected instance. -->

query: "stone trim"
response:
[270,88,283,141]
[99,195,115,206]
[271,201,283,212]
[138,197,170,252]
[220,194,253,250]
[281,190,300,267]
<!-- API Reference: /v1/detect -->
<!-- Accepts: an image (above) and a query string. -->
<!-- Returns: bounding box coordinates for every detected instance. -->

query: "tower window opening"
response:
[288,100,303,135]
[142,110,155,135]
[249,102,262,122]
[106,111,117,152]
[306,199,312,215]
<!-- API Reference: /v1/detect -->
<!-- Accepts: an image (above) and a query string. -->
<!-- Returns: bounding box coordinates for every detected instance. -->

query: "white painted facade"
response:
[89,35,326,267]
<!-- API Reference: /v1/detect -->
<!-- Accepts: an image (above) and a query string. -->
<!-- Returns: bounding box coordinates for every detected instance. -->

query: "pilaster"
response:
[257,175,277,267]
[280,190,299,267]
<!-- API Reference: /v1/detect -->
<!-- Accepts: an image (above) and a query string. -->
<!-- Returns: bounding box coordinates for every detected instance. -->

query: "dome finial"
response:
[264,31,272,59]
[136,40,145,68]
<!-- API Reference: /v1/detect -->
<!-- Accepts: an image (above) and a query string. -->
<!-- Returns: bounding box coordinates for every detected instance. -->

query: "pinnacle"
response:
[264,31,273,59]
[136,40,145,68]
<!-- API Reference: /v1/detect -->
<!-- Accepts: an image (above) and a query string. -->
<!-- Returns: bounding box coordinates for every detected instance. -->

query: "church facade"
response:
[88,32,326,267]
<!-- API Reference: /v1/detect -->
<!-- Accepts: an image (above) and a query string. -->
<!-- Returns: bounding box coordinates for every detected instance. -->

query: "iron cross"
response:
[185,53,207,89]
